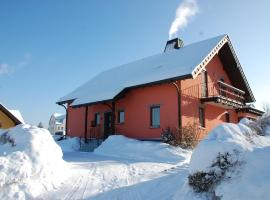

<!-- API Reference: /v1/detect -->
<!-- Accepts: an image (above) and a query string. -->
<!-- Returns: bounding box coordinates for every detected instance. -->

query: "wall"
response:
[181,54,239,139]
[67,105,86,137]
[0,110,16,129]
[115,83,178,139]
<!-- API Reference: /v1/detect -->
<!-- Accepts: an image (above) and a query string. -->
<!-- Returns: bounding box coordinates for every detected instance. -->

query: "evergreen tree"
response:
[37,122,44,128]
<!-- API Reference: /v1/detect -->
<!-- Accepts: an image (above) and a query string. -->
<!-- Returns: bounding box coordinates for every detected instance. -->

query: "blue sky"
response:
[0,0,269,127]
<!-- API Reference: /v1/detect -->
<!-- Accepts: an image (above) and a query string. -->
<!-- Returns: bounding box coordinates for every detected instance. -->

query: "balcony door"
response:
[201,70,208,97]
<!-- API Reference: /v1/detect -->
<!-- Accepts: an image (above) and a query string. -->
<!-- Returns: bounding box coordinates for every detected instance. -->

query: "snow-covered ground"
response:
[2,117,270,200]
[40,135,191,200]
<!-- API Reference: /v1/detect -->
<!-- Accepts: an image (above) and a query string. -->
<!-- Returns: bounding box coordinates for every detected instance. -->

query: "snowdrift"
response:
[56,137,80,152]
[94,135,191,164]
[179,118,270,200]
[0,124,68,200]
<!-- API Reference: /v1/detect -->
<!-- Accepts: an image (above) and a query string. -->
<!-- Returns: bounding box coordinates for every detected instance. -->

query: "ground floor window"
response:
[199,107,205,127]
[118,110,125,124]
[95,113,100,125]
[150,106,160,128]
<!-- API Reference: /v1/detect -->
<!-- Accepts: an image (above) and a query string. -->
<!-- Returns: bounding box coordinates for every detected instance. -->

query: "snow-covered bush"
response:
[0,124,68,200]
[188,151,241,194]
[184,120,270,200]
[0,131,15,146]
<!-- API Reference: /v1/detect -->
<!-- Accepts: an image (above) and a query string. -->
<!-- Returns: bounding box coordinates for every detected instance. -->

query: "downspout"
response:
[58,103,68,137]
[84,105,89,142]
[171,81,182,139]
[111,100,116,135]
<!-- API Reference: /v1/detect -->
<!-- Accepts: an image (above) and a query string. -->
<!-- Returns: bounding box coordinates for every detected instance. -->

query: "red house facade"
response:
[57,35,263,141]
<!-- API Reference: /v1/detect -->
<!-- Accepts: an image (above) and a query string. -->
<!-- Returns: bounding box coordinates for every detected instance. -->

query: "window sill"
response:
[198,126,206,130]
[150,126,160,129]
[117,122,125,125]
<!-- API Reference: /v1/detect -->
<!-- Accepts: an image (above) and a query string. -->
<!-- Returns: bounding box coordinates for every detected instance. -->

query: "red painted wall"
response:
[66,55,249,140]
[67,104,85,137]
[115,83,178,139]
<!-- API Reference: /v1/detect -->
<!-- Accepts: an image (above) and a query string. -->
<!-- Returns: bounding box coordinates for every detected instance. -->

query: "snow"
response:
[4,118,270,199]
[39,135,191,200]
[8,110,25,124]
[56,137,80,152]
[179,119,270,200]
[0,124,68,200]
[58,34,226,106]
[94,135,191,164]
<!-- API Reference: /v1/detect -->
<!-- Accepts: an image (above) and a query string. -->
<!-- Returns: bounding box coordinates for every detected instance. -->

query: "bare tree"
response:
[262,102,270,116]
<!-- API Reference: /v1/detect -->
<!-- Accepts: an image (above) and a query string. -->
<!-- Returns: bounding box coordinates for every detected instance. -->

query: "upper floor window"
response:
[150,106,160,128]
[118,110,125,124]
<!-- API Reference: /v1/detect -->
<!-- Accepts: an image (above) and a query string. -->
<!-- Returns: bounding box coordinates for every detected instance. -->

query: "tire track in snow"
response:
[63,174,84,200]
[81,164,96,199]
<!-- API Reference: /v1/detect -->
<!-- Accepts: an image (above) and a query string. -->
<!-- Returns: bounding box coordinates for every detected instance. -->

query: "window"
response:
[225,112,230,123]
[199,107,205,127]
[95,113,100,125]
[118,110,125,124]
[150,106,160,128]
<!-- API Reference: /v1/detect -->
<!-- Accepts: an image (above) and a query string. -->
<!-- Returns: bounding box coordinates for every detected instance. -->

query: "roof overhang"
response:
[66,74,193,108]
[237,106,264,116]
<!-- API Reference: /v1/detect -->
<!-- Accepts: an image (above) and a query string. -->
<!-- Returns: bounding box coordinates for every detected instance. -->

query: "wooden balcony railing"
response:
[201,81,245,105]
[88,125,102,140]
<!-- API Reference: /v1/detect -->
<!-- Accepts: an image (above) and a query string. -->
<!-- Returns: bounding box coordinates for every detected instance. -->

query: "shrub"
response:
[161,127,175,144]
[180,123,201,149]
[188,170,218,193]
[161,123,201,149]
[0,131,15,146]
[188,151,241,196]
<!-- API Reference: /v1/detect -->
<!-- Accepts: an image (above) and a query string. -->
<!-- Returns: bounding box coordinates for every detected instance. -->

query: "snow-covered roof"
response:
[9,110,25,124]
[0,103,25,124]
[58,34,250,106]
[51,113,66,124]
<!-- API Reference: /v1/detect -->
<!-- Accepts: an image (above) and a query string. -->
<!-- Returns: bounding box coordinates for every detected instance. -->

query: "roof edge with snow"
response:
[0,103,24,125]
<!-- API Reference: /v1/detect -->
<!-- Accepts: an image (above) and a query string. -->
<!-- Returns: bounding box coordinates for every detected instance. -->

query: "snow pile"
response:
[0,124,68,200]
[94,135,191,164]
[56,137,80,152]
[180,118,270,200]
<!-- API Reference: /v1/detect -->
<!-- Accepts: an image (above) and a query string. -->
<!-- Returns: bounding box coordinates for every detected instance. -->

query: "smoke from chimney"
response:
[169,0,199,39]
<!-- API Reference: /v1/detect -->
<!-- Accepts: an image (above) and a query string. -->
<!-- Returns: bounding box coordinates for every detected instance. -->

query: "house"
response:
[48,113,66,135]
[57,34,264,141]
[0,103,25,129]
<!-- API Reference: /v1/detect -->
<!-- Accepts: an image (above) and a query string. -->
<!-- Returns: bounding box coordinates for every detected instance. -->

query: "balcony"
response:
[200,81,245,108]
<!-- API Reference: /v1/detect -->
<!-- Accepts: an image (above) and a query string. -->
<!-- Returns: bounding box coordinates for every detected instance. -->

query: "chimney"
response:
[164,38,184,52]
